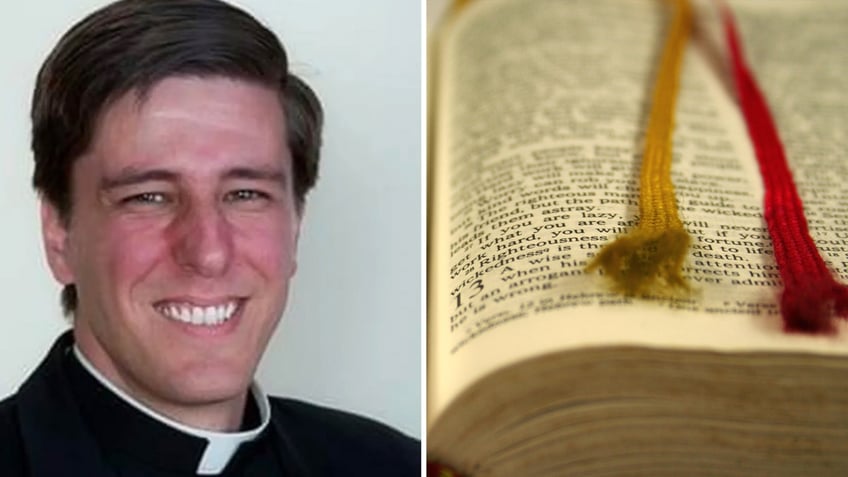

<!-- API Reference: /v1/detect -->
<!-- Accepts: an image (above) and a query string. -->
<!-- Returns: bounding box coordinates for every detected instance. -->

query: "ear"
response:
[41,200,76,285]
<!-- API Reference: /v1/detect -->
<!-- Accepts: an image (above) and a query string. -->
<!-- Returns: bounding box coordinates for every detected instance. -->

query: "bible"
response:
[427,0,848,475]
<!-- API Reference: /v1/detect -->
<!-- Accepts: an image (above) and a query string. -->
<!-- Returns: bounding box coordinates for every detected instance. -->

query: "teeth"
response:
[157,300,239,326]
[180,307,192,323]
[203,306,216,325]
[191,307,203,324]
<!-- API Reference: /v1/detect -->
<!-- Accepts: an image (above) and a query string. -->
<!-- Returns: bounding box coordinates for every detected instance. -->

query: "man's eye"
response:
[122,192,169,205]
[225,190,270,202]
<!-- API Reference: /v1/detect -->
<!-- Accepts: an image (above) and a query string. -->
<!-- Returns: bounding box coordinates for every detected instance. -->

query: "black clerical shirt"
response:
[0,332,420,476]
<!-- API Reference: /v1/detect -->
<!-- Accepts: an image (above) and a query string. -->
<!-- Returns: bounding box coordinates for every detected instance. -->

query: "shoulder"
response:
[269,397,419,475]
[0,393,29,476]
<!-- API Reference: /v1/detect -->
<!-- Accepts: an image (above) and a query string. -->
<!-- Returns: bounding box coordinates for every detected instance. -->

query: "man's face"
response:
[42,76,300,415]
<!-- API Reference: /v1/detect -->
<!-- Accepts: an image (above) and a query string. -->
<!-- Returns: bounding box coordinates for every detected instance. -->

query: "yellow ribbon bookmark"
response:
[586,0,693,295]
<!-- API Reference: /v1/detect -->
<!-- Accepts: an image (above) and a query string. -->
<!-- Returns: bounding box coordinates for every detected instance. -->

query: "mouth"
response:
[154,298,243,327]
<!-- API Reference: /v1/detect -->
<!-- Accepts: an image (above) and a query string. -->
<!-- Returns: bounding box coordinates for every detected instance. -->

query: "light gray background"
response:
[0,0,421,438]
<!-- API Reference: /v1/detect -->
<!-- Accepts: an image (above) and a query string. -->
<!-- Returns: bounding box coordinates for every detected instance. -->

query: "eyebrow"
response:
[99,166,288,192]
[223,167,287,186]
[99,168,178,192]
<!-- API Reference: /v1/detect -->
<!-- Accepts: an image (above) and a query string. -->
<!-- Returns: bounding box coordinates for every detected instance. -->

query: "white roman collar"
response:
[73,345,271,475]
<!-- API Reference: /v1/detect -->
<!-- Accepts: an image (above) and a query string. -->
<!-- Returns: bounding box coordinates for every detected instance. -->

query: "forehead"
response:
[86,76,290,176]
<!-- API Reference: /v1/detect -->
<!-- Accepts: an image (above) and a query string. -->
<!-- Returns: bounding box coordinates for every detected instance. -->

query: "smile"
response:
[155,300,240,326]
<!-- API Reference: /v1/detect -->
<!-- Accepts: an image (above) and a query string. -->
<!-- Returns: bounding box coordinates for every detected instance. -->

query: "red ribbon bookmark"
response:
[722,5,848,333]
[427,461,466,477]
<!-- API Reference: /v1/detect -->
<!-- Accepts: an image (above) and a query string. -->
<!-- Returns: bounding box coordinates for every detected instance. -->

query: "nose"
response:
[171,201,233,277]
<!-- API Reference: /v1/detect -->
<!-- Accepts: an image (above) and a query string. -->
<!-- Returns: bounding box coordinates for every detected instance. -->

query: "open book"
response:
[427,0,848,474]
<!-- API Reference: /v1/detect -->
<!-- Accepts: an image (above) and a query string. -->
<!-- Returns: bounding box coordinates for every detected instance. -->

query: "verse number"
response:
[455,279,484,308]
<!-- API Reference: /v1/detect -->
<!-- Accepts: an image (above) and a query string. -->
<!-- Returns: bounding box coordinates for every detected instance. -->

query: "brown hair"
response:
[31,0,323,315]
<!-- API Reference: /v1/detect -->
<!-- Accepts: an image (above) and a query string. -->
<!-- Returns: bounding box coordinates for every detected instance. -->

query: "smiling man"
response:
[0,0,418,475]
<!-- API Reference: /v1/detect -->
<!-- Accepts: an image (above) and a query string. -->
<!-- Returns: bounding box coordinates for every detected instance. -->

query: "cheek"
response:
[234,215,298,278]
[80,220,171,294]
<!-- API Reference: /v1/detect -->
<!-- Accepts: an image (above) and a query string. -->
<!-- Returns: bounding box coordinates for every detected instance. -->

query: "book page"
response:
[428,0,848,423]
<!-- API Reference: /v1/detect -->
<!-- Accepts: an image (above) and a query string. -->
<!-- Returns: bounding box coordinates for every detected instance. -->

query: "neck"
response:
[156,393,248,432]
[73,329,247,432]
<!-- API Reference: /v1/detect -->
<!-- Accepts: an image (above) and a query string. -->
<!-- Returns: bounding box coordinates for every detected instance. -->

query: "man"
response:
[0,0,419,475]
